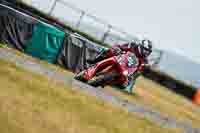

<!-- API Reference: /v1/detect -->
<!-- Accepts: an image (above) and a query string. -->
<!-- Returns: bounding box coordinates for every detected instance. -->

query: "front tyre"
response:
[88,71,119,87]
[74,70,86,82]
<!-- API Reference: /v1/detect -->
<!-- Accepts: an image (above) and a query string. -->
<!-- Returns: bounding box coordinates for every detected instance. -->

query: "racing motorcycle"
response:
[74,51,139,88]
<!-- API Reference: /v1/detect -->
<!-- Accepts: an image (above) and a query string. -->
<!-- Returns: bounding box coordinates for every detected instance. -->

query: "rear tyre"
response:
[88,71,119,87]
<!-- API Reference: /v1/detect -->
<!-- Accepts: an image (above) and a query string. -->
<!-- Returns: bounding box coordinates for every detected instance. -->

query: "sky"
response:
[62,0,200,64]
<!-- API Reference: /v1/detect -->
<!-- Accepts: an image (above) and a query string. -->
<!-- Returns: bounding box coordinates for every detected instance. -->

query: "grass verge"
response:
[0,59,181,133]
[104,77,200,128]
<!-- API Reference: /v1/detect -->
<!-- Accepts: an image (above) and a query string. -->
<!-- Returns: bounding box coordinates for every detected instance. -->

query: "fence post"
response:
[102,24,112,43]
[48,0,57,15]
[155,50,163,65]
[76,11,85,29]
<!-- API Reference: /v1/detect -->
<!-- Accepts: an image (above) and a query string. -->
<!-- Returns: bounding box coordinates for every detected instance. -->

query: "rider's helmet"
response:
[136,39,153,58]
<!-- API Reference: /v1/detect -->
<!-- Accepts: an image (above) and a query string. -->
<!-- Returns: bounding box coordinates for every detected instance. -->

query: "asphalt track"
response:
[0,48,199,133]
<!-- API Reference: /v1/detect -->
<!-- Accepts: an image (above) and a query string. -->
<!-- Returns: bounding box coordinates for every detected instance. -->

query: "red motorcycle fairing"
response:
[82,51,139,86]
[83,57,118,80]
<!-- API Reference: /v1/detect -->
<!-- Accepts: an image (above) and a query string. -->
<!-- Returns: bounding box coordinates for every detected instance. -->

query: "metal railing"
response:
[22,0,139,45]
[21,0,163,65]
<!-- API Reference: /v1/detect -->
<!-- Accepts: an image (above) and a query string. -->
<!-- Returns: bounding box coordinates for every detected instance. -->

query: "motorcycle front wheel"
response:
[74,70,87,82]
[87,71,119,87]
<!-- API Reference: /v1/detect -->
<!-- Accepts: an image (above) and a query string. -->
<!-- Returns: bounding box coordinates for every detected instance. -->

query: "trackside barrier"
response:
[20,0,163,66]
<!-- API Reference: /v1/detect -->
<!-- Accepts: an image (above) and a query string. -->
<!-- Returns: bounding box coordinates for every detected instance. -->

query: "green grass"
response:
[137,78,200,126]
[0,59,181,133]
[104,77,200,128]
[0,43,7,48]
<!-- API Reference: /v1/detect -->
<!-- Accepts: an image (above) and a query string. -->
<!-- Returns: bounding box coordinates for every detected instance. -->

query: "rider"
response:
[87,39,153,94]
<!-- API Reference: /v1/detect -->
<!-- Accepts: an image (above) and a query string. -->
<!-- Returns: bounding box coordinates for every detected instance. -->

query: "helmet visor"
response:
[143,47,152,57]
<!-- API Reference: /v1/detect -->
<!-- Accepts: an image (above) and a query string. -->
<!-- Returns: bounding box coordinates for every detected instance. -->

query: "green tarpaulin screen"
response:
[25,22,65,63]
